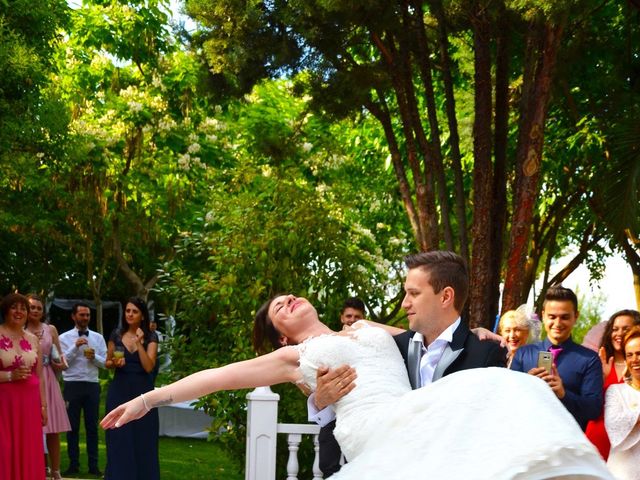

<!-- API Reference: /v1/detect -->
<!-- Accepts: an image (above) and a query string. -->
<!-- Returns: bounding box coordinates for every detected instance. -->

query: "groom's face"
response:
[402,268,442,334]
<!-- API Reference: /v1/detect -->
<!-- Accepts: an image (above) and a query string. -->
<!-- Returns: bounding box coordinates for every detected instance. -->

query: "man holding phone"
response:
[510,286,603,431]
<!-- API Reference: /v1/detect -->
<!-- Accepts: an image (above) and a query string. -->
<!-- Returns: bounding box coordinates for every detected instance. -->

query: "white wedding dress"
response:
[295,323,612,480]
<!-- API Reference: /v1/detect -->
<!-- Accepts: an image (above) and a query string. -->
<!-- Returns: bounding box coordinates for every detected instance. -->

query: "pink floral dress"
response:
[39,324,71,434]
[0,332,46,479]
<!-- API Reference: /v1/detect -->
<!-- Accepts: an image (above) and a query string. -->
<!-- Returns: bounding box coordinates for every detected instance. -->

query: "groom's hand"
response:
[314,365,357,410]
[471,327,507,348]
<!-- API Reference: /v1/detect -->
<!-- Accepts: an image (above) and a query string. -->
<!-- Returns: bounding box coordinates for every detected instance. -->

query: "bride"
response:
[102,294,611,479]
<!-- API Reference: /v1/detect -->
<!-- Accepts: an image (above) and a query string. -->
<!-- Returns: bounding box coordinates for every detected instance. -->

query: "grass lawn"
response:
[58,382,243,480]
[59,428,243,480]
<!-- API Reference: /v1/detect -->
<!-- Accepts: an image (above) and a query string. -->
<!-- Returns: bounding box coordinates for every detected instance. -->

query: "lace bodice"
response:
[296,324,411,459]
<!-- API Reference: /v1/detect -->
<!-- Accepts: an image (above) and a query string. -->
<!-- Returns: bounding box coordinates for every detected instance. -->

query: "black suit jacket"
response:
[393,322,507,388]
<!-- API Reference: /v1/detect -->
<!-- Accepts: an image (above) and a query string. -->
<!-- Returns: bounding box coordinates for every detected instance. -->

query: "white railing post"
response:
[285,433,302,480]
[312,434,323,479]
[245,386,280,480]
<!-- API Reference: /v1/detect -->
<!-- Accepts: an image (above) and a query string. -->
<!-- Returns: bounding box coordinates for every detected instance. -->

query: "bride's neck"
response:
[299,324,334,343]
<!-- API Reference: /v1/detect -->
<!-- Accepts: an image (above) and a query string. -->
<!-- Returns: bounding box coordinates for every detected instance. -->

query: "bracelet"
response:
[7,371,12,382]
[140,393,151,412]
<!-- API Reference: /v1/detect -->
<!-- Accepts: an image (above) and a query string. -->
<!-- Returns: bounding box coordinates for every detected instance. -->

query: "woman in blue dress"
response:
[104,297,159,480]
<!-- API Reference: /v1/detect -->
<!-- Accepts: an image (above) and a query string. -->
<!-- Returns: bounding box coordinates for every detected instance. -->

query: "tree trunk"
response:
[468,8,494,328]
[502,20,565,312]
[113,221,157,300]
[489,1,511,320]
[429,0,468,261]
[95,299,104,336]
[371,30,438,250]
[367,96,422,245]
[409,0,454,250]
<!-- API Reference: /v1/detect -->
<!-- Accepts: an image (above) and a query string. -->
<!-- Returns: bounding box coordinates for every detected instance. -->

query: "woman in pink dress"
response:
[27,295,71,480]
[586,309,640,459]
[0,293,47,480]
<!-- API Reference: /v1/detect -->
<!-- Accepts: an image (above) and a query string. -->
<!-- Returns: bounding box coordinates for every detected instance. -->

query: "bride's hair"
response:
[253,296,284,354]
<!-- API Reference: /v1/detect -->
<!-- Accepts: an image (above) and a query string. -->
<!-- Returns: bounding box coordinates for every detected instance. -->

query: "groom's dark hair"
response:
[404,251,469,312]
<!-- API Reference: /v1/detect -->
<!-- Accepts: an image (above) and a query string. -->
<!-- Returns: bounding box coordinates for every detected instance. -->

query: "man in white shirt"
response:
[59,302,107,477]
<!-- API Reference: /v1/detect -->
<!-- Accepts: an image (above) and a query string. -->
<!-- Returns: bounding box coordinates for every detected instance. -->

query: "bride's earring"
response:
[279,335,288,347]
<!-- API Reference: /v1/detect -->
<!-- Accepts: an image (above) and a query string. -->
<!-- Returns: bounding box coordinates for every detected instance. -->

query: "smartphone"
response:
[537,351,553,374]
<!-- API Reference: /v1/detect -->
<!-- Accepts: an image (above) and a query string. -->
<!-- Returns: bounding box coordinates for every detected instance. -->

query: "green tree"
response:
[183,0,632,327]
[156,79,410,472]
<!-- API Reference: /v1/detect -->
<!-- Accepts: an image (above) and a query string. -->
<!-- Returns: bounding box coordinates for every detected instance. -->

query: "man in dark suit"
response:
[308,251,506,475]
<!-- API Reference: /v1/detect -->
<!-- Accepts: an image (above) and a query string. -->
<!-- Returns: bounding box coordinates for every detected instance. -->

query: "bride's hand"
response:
[101,395,148,429]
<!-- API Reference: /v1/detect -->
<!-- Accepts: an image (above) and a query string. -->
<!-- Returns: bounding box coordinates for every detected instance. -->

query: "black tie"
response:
[78,330,89,337]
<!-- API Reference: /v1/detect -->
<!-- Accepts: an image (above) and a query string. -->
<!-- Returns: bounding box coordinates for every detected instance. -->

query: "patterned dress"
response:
[0,331,46,479]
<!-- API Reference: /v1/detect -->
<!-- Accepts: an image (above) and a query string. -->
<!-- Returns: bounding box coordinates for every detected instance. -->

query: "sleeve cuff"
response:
[307,394,336,426]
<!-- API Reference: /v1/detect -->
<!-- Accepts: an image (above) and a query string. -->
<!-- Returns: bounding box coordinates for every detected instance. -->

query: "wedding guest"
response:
[498,306,541,367]
[511,286,603,430]
[26,295,71,480]
[0,293,47,480]
[59,302,106,477]
[339,297,365,328]
[587,310,640,459]
[104,297,159,480]
[605,325,640,478]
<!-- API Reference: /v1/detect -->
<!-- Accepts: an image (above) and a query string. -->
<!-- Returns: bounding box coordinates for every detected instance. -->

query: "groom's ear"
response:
[440,286,455,309]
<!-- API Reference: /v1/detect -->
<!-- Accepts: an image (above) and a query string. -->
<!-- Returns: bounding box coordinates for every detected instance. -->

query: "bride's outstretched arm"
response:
[101,346,300,429]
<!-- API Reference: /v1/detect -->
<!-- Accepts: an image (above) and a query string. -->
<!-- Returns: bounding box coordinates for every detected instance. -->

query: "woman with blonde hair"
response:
[498,305,541,367]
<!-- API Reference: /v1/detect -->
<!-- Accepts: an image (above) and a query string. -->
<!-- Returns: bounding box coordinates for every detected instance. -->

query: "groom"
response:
[309,251,507,473]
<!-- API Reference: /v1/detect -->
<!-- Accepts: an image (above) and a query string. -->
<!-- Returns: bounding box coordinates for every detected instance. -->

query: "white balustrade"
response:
[277,424,323,479]
[245,387,322,480]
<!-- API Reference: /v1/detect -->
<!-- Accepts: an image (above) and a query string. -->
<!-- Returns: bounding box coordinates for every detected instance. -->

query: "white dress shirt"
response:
[59,327,107,382]
[413,317,460,386]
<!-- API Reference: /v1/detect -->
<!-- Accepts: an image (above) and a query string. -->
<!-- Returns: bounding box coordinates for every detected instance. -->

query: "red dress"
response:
[0,332,45,480]
[585,366,623,459]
